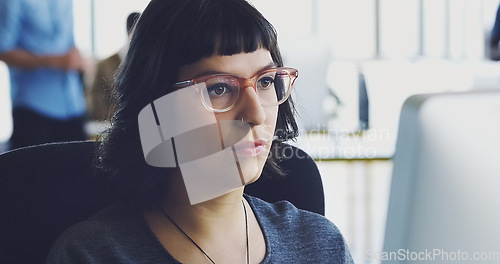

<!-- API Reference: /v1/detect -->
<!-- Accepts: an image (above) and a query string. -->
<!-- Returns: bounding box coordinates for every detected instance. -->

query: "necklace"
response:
[157,200,249,264]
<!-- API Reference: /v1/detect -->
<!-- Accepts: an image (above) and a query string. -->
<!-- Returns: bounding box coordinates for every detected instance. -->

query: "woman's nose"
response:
[238,85,266,125]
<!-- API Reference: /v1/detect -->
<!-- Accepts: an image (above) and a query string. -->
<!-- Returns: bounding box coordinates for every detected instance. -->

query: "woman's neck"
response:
[144,173,266,263]
[158,172,247,236]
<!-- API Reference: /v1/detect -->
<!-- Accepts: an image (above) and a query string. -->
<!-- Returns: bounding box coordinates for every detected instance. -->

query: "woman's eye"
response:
[207,83,233,96]
[258,77,274,89]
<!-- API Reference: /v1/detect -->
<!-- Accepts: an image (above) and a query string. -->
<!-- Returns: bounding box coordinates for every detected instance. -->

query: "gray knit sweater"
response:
[46,195,353,263]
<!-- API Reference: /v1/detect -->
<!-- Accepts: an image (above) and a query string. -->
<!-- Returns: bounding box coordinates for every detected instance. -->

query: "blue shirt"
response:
[0,0,86,119]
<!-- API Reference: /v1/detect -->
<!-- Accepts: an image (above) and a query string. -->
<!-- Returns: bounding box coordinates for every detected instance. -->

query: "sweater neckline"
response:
[141,194,272,263]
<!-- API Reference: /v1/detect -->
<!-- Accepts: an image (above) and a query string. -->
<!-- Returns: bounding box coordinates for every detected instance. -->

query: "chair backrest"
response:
[244,145,325,215]
[0,141,324,263]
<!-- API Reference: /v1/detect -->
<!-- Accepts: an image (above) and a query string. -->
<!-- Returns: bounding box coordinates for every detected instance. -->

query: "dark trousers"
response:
[9,107,86,150]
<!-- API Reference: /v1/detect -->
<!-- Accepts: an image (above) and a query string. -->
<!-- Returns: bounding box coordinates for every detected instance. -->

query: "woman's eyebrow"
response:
[191,70,226,79]
[192,61,277,79]
[261,61,278,70]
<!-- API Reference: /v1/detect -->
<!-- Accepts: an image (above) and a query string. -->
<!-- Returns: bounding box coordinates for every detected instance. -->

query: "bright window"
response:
[423,0,447,57]
[318,0,377,60]
[379,0,420,58]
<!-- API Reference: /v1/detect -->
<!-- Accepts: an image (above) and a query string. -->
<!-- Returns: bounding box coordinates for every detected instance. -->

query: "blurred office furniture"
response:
[279,35,332,130]
[0,142,108,264]
[0,141,324,263]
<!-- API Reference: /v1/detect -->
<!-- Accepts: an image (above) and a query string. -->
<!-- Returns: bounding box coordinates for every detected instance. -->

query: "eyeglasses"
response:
[173,67,298,113]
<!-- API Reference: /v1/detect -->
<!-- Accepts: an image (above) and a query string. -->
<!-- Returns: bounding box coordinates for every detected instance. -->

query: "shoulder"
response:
[46,204,167,263]
[247,195,342,239]
[46,205,129,258]
[245,195,354,263]
[246,194,332,231]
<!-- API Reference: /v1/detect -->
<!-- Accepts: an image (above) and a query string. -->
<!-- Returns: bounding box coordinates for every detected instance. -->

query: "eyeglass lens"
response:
[200,68,293,111]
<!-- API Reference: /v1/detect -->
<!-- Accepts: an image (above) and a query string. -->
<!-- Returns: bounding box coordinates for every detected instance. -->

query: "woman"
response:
[47,0,353,263]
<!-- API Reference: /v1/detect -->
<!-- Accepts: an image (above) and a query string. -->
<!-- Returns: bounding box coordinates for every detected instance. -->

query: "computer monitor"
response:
[383,91,500,263]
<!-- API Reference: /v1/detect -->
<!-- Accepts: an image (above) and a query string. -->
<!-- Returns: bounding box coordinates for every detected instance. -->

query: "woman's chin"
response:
[244,172,261,185]
[239,162,259,184]
[239,155,267,185]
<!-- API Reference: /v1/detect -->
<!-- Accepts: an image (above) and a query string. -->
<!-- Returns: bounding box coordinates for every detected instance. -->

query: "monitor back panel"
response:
[383,91,500,263]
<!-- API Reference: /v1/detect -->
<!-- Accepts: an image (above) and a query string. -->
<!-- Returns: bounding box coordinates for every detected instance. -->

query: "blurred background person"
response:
[490,4,500,61]
[87,12,140,121]
[0,0,87,150]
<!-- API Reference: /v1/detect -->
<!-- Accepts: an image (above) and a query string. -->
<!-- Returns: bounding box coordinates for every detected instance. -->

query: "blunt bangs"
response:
[172,0,281,66]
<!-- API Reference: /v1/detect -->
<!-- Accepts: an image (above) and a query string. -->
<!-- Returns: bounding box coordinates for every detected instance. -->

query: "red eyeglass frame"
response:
[173,67,299,113]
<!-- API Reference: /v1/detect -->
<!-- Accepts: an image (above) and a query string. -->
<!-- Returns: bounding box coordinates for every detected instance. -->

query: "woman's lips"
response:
[233,139,267,157]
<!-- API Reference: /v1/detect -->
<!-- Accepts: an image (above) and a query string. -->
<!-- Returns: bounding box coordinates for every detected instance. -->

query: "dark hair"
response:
[97,0,299,208]
[126,12,141,34]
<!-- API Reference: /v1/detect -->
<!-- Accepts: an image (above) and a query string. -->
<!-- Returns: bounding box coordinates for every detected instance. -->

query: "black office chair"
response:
[0,141,324,263]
